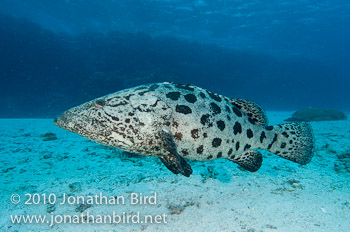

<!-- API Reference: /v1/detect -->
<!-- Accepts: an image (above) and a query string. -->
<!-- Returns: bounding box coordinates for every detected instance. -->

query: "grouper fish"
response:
[54,82,314,177]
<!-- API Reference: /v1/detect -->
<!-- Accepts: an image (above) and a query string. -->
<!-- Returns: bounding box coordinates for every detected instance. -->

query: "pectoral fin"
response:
[228,150,263,172]
[157,130,193,177]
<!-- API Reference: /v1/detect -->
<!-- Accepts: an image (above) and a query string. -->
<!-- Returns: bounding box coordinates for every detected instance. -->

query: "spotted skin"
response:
[55,82,314,177]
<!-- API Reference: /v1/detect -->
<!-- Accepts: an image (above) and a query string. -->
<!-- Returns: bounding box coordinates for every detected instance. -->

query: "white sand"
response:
[1,111,350,232]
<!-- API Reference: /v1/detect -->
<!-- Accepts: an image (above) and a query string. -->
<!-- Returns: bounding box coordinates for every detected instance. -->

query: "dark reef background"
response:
[0,1,349,117]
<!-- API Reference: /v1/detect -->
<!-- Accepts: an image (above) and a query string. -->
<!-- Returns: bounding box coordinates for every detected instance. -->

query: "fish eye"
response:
[94,99,105,109]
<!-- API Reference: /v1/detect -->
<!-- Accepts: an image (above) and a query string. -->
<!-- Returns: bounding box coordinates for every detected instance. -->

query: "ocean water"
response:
[1,1,350,231]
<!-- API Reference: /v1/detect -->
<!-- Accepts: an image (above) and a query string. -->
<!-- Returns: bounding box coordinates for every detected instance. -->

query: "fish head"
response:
[54,89,173,154]
[54,92,140,150]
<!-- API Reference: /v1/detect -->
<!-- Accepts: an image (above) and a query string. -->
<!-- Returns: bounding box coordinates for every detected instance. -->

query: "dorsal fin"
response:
[227,98,268,126]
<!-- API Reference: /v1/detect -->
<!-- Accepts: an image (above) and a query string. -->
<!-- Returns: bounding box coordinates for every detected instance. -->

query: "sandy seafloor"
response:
[0,111,349,232]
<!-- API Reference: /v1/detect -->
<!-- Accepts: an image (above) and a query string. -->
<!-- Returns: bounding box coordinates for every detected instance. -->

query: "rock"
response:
[41,133,58,141]
[75,203,91,213]
[43,153,53,159]
[285,108,347,122]
[69,182,82,193]
[334,152,350,173]
[47,204,56,213]
[167,204,185,215]
[1,167,15,173]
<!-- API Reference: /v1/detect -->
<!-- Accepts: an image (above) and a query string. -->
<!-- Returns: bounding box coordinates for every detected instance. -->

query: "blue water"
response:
[1,0,349,117]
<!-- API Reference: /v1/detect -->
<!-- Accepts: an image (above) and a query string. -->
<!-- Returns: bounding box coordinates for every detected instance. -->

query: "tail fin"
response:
[267,122,314,165]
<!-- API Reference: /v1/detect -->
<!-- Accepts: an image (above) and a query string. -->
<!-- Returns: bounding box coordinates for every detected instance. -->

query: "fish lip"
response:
[53,110,75,130]
[54,110,92,137]
[53,114,63,128]
[53,116,60,126]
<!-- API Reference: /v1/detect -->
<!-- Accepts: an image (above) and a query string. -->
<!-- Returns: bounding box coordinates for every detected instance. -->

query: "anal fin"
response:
[158,130,193,177]
[228,150,263,172]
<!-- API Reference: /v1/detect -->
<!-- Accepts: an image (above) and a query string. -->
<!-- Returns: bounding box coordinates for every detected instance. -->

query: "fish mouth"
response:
[54,114,63,128]
[54,110,84,134]
[54,109,105,142]
[54,111,71,130]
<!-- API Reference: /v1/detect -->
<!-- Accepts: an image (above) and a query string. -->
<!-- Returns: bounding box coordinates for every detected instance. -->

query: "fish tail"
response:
[266,122,314,164]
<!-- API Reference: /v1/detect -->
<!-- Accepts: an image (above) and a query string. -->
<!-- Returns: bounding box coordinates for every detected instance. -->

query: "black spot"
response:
[110,101,128,107]
[244,144,251,151]
[234,103,242,109]
[181,149,189,156]
[124,94,134,100]
[227,115,231,121]
[191,129,200,139]
[128,112,134,116]
[247,129,254,138]
[203,133,208,138]
[266,126,274,131]
[207,155,213,159]
[197,145,204,154]
[184,94,197,103]
[206,90,222,102]
[175,84,194,91]
[235,142,240,151]
[282,132,289,138]
[125,118,130,123]
[148,84,159,91]
[95,99,105,107]
[166,92,181,100]
[233,122,242,135]
[216,120,225,131]
[225,105,231,113]
[267,133,278,149]
[232,107,242,117]
[210,102,221,114]
[199,92,206,98]
[200,114,210,125]
[260,131,266,143]
[138,91,148,96]
[217,152,222,158]
[289,140,293,144]
[174,132,183,140]
[228,148,233,155]
[105,112,119,121]
[176,105,192,114]
[212,138,222,147]
[280,142,287,149]
[248,117,256,125]
[98,112,101,117]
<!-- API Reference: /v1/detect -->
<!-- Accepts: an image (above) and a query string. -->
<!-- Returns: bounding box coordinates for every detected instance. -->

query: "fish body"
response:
[55,82,314,177]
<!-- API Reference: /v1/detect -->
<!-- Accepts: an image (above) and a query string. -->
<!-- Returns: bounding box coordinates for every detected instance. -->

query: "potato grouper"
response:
[54,82,314,177]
